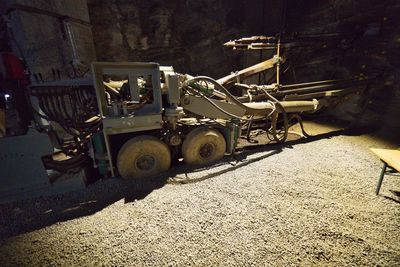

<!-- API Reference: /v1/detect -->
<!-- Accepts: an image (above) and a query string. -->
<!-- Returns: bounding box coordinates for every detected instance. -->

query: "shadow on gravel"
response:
[0,126,371,241]
[383,190,400,204]
[169,126,376,185]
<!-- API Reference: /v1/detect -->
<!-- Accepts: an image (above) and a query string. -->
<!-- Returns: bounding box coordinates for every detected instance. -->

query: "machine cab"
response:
[92,62,164,135]
[92,62,163,117]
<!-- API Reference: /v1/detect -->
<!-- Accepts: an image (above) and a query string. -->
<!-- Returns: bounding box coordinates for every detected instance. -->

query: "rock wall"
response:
[87,0,284,78]
[284,0,400,136]
[88,0,399,137]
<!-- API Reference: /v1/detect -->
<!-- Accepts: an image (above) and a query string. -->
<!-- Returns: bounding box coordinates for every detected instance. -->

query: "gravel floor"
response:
[0,123,399,266]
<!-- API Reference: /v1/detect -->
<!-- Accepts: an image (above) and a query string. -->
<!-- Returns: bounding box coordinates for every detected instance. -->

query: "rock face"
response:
[87,0,283,78]
[88,0,399,137]
[284,0,400,135]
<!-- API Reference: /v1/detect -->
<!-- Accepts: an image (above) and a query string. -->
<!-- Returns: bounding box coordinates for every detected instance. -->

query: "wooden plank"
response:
[371,148,400,171]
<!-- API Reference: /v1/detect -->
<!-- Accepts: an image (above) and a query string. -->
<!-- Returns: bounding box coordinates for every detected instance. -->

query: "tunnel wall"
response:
[284,0,400,137]
[87,0,284,78]
[88,0,399,139]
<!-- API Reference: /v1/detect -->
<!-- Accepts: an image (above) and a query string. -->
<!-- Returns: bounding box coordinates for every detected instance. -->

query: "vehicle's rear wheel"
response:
[182,127,226,165]
[117,135,171,180]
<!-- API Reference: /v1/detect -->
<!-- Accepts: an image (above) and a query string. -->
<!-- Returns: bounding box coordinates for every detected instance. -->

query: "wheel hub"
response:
[135,155,155,171]
[199,143,215,159]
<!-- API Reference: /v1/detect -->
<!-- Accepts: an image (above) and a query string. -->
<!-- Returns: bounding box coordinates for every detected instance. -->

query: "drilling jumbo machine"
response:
[27,36,367,183]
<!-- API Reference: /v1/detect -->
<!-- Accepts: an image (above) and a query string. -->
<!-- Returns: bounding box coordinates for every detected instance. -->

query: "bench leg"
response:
[376,162,388,195]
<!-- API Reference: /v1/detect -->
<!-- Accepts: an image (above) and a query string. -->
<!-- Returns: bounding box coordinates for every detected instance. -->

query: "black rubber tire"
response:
[117,135,171,180]
[182,127,226,165]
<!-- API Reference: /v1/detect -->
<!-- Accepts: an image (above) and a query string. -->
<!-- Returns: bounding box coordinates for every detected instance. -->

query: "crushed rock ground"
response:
[0,122,399,266]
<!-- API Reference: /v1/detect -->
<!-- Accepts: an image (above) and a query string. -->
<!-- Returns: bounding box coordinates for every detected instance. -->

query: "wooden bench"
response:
[370,148,400,195]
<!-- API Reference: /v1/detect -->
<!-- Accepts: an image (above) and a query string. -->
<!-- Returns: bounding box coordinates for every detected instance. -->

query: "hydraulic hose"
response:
[184,76,275,116]
[261,89,289,143]
[184,76,291,143]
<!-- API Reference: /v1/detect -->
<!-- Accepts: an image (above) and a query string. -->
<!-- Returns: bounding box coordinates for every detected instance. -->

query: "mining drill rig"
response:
[24,35,368,183]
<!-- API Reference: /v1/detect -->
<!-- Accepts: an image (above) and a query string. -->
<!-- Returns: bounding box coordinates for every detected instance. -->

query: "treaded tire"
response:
[117,135,171,180]
[182,127,226,165]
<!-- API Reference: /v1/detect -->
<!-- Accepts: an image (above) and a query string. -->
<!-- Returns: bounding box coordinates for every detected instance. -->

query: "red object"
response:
[1,52,29,84]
